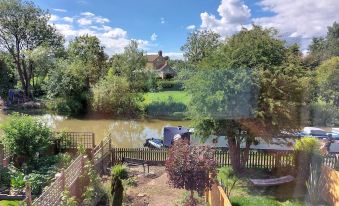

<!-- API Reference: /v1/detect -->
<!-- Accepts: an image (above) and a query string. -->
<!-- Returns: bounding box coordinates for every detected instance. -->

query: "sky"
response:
[33,0,339,59]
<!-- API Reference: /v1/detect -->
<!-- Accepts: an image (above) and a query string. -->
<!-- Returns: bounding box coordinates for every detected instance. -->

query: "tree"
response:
[108,40,148,91]
[165,140,216,206]
[0,0,63,97]
[67,35,107,87]
[181,30,220,66]
[305,22,339,68]
[0,59,15,98]
[1,113,52,169]
[186,25,306,172]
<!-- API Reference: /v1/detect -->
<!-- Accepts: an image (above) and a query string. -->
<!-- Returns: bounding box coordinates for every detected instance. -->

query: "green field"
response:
[142,91,190,106]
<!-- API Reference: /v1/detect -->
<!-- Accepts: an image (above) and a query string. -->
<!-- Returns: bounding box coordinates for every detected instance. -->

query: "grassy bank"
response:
[142,91,190,120]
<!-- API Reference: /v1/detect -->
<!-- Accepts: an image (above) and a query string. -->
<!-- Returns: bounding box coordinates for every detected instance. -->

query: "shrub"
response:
[46,96,85,116]
[217,167,239,197]
[92,75,142,116]
[294,137,320,154]
[60,190,77,206]
[0,167,11,187]
[10,171,25,190]
[166,140,216,205]
[1,113,52,169]
[157,80,184,91]
[111,164,128,180]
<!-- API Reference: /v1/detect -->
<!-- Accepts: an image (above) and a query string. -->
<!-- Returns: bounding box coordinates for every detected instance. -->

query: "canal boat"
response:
[144,126,193,149]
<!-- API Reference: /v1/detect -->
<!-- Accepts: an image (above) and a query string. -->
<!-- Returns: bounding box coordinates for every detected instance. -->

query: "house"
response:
[146,50,176,79]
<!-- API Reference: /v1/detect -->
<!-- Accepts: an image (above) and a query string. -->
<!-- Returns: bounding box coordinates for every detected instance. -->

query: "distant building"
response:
[146,50,176,79]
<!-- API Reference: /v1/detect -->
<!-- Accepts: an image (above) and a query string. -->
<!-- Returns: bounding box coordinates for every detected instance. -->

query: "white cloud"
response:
[51,12,150,54]
[151,33,158,41]
[81,12,95,17]
[78,18,92,25]
[50,14,59,22]
[253,0,339,49]
[53,8,67,12]
[200,0,251,36]
[160,17,166,24]
[186,25,196,30]
[94,17,110,24]
[63,17,74,23]
[197,0,339,50]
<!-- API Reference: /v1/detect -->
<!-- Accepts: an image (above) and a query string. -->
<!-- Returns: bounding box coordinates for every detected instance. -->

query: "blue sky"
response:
[33,0,339,59]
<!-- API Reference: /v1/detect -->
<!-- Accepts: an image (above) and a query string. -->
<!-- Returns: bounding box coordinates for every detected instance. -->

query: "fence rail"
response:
[92,137,112,175]
[111,147,338,169]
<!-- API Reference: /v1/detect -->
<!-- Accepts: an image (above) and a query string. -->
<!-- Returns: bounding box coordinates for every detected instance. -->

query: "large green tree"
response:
[109,40,148,91]
[305,22,339,68]
[187,26,306,171]
[0,0,63,97]
[181,30,221,66]
[67,35,107,87]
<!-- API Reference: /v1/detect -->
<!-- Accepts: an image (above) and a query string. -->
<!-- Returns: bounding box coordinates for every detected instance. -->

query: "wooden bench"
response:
[122,157,165,173]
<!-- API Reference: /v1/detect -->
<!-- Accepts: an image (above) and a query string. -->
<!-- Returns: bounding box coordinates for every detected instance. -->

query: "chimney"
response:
[158,50,163,57]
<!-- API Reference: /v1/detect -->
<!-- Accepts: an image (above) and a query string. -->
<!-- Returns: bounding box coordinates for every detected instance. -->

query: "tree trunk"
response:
[228,135,241,172]
[241,139,251,167]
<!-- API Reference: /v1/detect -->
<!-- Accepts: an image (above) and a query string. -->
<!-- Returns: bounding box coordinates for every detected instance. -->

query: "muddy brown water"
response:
[0,111,190,147]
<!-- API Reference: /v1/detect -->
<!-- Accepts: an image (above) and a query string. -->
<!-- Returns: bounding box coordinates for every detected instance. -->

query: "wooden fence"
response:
[205,182,232,206]
[55,132,95,149]
[320,166,339,206]
[92,137,112,175]
[29,155,88,206]
[111,148,338,169]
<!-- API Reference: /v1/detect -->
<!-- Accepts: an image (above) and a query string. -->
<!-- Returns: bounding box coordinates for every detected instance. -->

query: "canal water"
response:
[0,111,190,147]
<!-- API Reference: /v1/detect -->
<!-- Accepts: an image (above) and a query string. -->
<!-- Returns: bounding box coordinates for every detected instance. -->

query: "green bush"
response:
[46,96,85,116]
[1,113,52,169]
[217,167,239,197]
[294,137,320,153]
[10,171,25,190]
[92,75,142,116]
[157,80,184,91]
[0,167,11,187]
[111,164,128,180]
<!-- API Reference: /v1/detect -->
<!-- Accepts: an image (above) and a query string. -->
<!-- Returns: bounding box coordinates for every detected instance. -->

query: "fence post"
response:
[25,182,32,206]
[100,141,104,174]
[109,138,112,167]
[92,133,96,148]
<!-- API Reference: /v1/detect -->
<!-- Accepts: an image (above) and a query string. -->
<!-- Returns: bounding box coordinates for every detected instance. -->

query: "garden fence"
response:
[111,147,338,169]
[28,155,88,206]
[55,132,95,149]
[92,136,112,175]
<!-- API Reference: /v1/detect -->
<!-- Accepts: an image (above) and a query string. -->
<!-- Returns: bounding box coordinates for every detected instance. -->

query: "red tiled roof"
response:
[146,55,159,62]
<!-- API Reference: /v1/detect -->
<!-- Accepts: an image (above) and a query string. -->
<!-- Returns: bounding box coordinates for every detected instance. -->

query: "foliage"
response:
[123,177,137,187]
[142,91,190,106]
[0,200,21,206]
[230,195,304,206]
[10,171,25,190]
[46,97,85,116]
[0,60,15,98]
[181,30,221,65]
[217,167,239,197]
[156,80,184,91]
[306,22,339,67]
[309,100,339,126]
[67,34,107,86]
[186,25,306,171]
[108,40,147,92]
[1,113,52,168]
[306,163,324,205]
[165,140,216,204]
[315,57,339,108]
[111,164,129,180]
[0,0,63,96]
[294,137,320,154]
[60,190,77,206]
[82,160,107,206]
[91,74,142,116]
[111,175,123,206]
[0,167,11,187]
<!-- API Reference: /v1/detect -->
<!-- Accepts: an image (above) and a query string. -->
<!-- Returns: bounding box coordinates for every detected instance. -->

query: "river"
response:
[0,111,190,147]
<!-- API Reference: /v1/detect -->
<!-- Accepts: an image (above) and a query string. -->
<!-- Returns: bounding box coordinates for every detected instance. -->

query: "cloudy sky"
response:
[34,0,339,59]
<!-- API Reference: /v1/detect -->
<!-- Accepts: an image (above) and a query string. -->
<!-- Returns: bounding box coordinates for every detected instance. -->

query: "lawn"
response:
[142,91,190,106]
[0,200,21,206]
[141,91,190,120]
[230,196,303,206]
